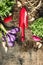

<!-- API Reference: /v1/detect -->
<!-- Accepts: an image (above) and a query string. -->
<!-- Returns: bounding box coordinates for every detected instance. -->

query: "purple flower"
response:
[7,41,14,47]
[2,27,20,47]
[8,27,20,34]
[6,34,15,47]
[8,29,16,34]
[15,27,20,32]
[6,34,16,42]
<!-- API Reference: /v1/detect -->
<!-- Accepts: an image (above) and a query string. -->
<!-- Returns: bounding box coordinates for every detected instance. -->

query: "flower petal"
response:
[8,29,16,34]
[7,41,14,47]
[15,27,20,32]
[7,34,16,42]
[6,34,11,42]
[32,35,41,41]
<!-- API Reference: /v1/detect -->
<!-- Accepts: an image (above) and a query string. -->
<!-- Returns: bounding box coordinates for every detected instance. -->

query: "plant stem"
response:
[0,24,7,34]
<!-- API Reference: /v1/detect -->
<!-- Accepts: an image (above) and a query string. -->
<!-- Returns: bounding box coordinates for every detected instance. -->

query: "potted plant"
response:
[0,0,16,22]
[30,17,43,48]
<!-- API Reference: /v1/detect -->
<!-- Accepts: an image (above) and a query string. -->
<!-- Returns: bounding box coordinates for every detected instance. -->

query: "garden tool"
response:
[19,7,28,42]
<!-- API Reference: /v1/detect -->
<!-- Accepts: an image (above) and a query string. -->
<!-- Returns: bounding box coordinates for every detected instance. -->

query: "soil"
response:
[0,42,43,65]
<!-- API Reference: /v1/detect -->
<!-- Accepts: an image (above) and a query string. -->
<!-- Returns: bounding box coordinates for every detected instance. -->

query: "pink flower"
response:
[32,35,41,41]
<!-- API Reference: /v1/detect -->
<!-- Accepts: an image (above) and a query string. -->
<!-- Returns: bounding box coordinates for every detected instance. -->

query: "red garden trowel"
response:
[19,7,28,42]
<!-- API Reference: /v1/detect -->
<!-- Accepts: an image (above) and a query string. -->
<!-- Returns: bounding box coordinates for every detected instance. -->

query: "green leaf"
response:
[0,32,2,38]
[0,0,16,19]
[30,17,43,38]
